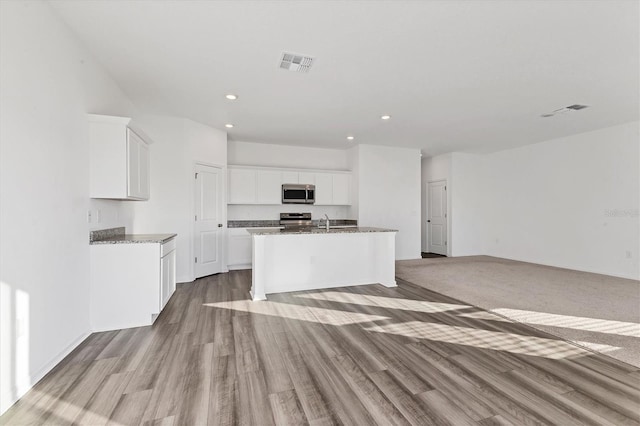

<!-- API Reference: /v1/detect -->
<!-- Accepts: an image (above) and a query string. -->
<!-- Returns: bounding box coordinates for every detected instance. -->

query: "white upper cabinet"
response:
[89,114,151,200]
[298,172,316,185]
[127,129,150,199]
[281,171,299,185]
[314,172,333,205]
[315,172,351,205]
[332,173,351,205]
[227,165,351,205]
[256,170,282,204]
[228,167,257,204]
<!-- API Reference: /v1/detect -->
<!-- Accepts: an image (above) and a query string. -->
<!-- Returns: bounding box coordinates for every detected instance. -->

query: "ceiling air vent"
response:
[541,104,589,118]
[279,52,314,73]
[566,104,589,110]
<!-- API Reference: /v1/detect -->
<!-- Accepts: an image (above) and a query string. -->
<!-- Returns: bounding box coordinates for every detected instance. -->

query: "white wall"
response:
[438,122,639,279]
[227,141,352,221]
[228,140,350,170]
[449,153,486,257]
[481,122,639,279]
[0,1,136,414]
[129,116,227,283]
[421,154,451,253]
[353,145,422,260]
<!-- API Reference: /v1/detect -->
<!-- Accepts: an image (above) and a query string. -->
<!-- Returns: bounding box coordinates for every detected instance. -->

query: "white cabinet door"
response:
[256,170,282,204]
[227,228,252,269]
[281,171,299,185]
[127,131,141,198]
[89,115,151,200]
[225,166,351,205]
[298,172,316,185]
[126,129,150,200]
[228,168,257,204]
[138,140,150,200]
[332,173,351,205]
[90,243,161,331]
[314,173,333,205]
[160,248,176,309]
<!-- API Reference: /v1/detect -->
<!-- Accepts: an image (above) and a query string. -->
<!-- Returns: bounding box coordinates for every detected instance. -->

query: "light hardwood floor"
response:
[2,270,639,425]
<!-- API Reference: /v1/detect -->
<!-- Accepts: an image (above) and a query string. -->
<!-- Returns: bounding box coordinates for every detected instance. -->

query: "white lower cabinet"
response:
[227,227,284,270]
[90,238,176,332]
[227,228,253,270]
[160,241,176,309]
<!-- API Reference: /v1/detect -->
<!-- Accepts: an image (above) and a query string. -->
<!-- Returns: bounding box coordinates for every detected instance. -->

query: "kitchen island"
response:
[247,227,397,300]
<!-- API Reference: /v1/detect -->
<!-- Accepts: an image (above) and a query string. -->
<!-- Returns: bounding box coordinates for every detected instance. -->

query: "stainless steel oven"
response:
[282,184,315,204]
[279,212,313,229]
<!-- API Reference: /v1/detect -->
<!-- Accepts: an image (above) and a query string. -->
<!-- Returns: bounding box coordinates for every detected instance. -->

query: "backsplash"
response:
[228,219,357,228]
[227,204,351,221]
[89,226,125,242]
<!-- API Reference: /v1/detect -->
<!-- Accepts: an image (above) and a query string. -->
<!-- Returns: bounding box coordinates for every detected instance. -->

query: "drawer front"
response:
[161,238,177,257]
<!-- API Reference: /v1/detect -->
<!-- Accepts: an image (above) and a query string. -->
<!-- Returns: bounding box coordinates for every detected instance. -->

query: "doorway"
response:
[427,180,447,256]
[194,163,224,278]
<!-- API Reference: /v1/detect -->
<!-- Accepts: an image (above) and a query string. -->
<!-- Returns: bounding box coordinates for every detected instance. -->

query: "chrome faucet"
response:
[323,214,330,231]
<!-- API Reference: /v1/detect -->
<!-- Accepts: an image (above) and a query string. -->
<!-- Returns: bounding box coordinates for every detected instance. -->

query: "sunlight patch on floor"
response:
[459,308,640,337]
[366,321,620,359]
[8,389,121,425]
[204,299,389,326]
[296,291,471,314]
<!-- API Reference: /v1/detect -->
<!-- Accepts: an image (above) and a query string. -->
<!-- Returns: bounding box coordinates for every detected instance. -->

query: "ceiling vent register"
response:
[279,52,315,73]
[541,104,589,118]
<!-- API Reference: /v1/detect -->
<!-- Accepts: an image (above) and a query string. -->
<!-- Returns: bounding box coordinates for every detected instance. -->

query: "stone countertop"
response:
[246,227,397,236]
[228,219,357,228]
[89,227,177,244]
[90,233,177,245]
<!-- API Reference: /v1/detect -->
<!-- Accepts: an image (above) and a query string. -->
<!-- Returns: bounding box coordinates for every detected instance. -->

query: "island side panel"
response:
[374,231,397,287]
[250,231,397,296]
[251,235,268,300]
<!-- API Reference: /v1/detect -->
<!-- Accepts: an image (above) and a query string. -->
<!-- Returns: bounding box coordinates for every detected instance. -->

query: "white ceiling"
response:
[50,0,638,155]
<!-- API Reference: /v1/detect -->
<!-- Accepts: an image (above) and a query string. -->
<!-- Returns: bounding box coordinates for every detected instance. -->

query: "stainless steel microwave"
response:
[282,184,315,204]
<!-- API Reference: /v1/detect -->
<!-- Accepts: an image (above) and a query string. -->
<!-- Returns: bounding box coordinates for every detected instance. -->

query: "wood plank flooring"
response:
[2,271,639,425]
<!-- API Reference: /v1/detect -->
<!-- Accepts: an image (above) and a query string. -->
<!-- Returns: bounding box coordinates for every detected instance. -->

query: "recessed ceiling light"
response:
[225,94,238,100]
[225,123,234,128]
[381,115,391,120]
[347,136,355,141]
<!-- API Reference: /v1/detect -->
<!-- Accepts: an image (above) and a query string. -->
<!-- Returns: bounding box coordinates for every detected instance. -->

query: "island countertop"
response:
[246,227,397,236]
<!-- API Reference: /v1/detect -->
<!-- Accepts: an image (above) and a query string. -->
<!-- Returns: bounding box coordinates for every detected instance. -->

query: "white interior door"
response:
[428,180,447,255]
[194,164,223,278]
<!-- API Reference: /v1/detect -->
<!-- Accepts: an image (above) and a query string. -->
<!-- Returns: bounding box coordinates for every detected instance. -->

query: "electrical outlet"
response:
[87,210,92,223]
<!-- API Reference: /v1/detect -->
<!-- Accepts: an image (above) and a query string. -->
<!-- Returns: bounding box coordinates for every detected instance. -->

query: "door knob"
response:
[427,220,431,223]
[218,224,223,227]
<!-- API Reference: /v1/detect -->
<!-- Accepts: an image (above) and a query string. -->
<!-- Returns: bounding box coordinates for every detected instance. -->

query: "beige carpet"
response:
[396,255,640,367]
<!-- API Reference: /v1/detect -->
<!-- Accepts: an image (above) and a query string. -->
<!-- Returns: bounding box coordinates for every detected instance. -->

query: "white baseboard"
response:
[177,274,194,284]
[228,264,251,271]
[1,330,91,415]
[483,253,639,281]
